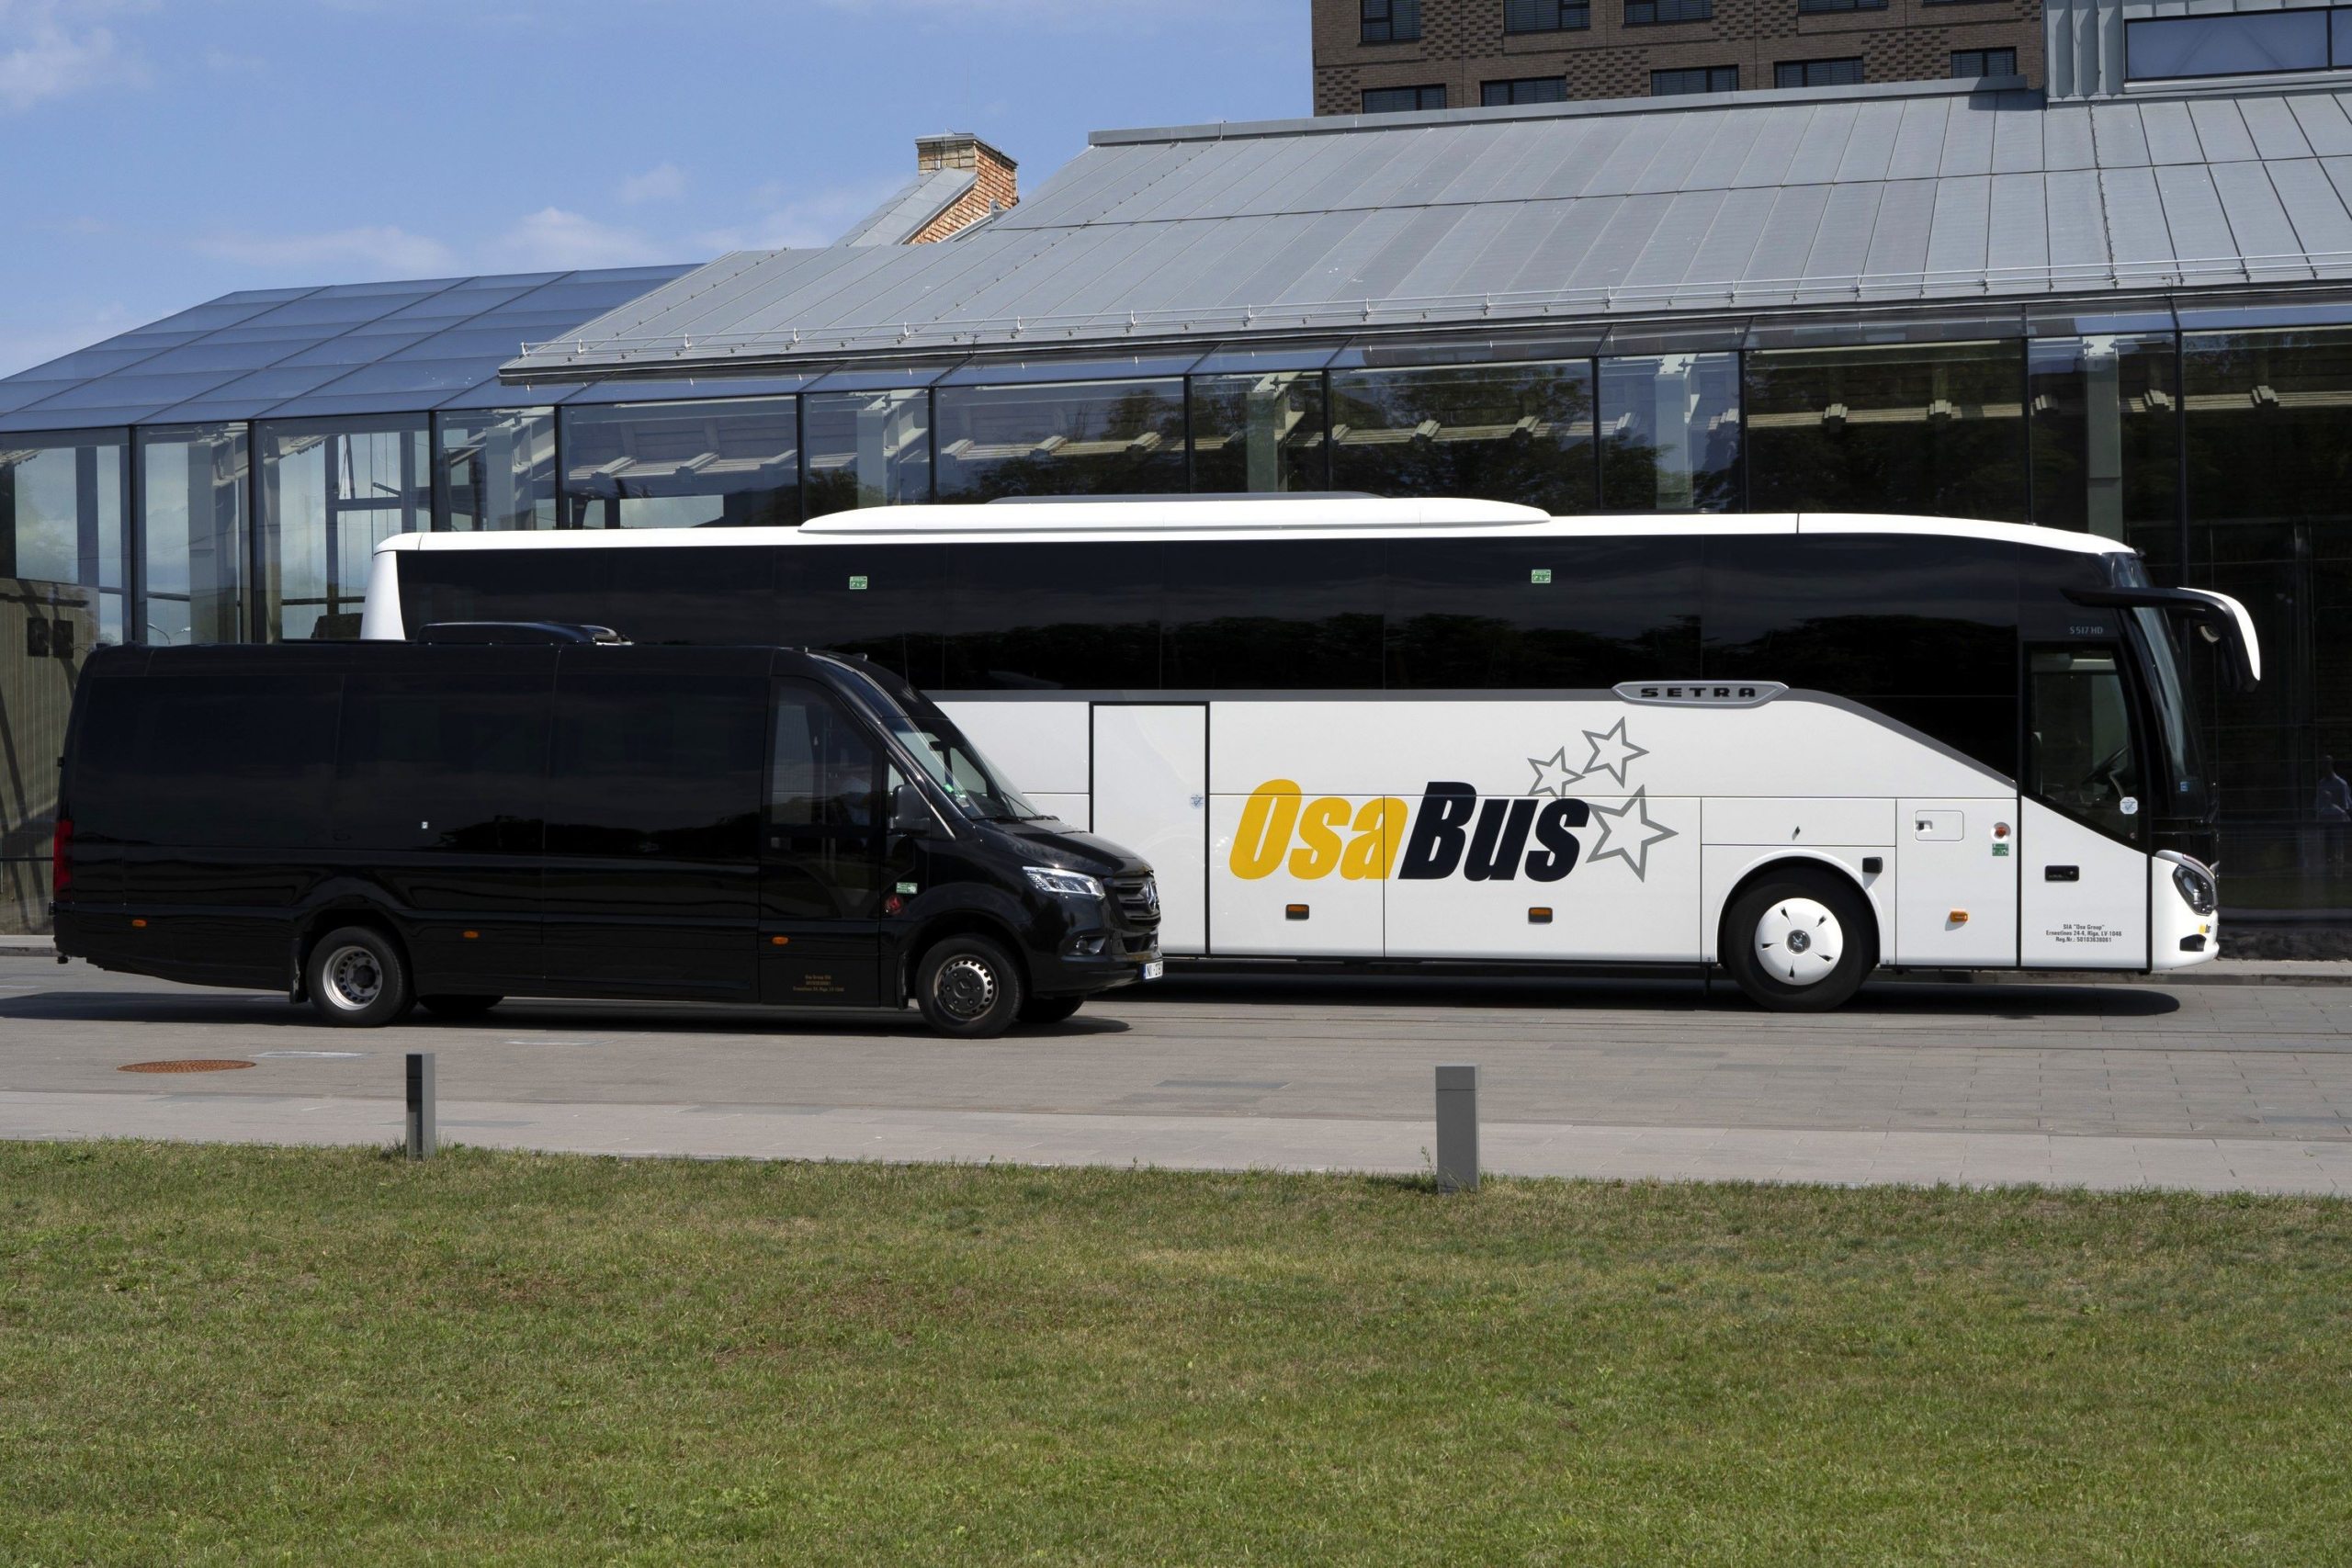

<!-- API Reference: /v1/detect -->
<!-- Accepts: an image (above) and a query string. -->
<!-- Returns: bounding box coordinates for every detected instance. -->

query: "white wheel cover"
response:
[1754,897,1843,987]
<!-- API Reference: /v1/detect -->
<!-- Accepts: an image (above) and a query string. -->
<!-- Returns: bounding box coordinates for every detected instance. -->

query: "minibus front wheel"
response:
[305,925,416,1029]
[915,933,1026,1038]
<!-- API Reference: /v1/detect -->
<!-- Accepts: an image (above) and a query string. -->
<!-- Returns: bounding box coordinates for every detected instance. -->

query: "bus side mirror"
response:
[890,782,934,835]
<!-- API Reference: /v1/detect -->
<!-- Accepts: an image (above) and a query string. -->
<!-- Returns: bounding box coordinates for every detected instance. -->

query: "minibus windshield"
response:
[2133,606,2212,821]
[829,665,1047,823]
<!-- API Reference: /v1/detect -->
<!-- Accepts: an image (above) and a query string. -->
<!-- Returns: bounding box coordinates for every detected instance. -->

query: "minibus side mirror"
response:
[890,782,935,835]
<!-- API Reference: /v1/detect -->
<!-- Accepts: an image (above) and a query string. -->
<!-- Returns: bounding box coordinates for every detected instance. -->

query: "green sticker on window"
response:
[848,575,869,592]
[1530,569,1553,585]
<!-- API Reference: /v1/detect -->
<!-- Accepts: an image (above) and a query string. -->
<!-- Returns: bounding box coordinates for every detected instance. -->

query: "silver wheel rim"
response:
[1754,898,1843,987]
[933,955,999,1022]
[322,944,385,1011]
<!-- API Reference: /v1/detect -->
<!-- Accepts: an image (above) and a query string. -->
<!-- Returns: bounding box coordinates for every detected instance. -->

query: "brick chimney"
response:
[910,133,1018,243]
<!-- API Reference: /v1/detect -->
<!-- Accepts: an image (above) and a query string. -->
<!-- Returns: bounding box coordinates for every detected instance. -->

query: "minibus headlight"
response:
[1025,866,1106,900]
[2172,860,2218,917]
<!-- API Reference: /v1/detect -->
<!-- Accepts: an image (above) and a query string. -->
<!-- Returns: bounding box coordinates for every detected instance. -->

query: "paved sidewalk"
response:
[7,1089,2346,1196]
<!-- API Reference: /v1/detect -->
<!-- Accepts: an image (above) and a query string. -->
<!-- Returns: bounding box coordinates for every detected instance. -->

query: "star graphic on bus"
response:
[1587,787,1677,881]
[1526,747,1582,797]
[1580,718,1648,787]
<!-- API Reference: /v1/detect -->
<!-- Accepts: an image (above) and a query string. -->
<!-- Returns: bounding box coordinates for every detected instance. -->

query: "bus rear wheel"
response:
[1721,869,1875,1013]
[306,926,415,1029]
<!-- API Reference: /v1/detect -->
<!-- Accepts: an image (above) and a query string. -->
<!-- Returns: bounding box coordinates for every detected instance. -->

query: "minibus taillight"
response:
[51,818,73,897]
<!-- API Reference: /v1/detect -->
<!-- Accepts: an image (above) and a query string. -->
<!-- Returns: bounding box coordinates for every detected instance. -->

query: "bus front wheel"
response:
[1721,870,1876,1013]
[915,935,1025,1038]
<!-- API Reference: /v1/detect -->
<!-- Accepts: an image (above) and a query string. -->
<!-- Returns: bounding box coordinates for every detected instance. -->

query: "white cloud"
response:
[0,1,145,112]
[192,225,458,275]
[694,177,907,253]
[617,161,686,204]
[491,207,669,269]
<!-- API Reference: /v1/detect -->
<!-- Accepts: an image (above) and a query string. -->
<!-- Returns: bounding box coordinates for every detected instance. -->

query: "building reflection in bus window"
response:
[560,397,801,529]
[1746,340,2028,521]
[1189,372,1329,493]
[804,390,931,515]
[934,378,1186,502]
[942,540,1162,690]
[1385,535,1702,688]
[1598,353,1741,513]
[1162,538,1384,690]
[1329,360,1596,513]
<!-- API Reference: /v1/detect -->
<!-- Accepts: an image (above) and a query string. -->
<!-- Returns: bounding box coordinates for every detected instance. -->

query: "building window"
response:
[1951,48,2018,78]
[935,379,1187,502]
[2,428,130,648]
[2126,10,2341,82]
[1192,373,1330,495]
[136,423,247,646]
[436,409,557,533]
[1505,0,1589,30]
[1482,76,1569,106]
[805,390,932,514]
[1361,0,1420,43]
[1776,57,1866,88]
[255,416,429,642]
[1330,361,1597,514]
[1363,85,1447,113]
[1625,0,1713,23]
[1599,354,1743,513]
[1796,0,1885,10]
[560,397,802,530]
[1652,65,1737,95]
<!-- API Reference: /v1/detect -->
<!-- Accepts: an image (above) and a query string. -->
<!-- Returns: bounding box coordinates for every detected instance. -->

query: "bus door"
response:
[1091,704,1207,954]
[2020,648,2150,968]
[760,681,888,1007]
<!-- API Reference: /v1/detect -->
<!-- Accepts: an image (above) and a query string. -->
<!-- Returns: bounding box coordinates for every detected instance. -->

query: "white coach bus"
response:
[360,498,2260,1010]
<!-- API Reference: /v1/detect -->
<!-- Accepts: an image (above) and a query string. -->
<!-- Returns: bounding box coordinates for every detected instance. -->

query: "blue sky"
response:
[0,0,1307,377]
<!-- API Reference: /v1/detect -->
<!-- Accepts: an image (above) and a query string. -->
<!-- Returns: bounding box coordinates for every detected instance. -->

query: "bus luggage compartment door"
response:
[1091,705,1206,954]
[1894,798,2018,966]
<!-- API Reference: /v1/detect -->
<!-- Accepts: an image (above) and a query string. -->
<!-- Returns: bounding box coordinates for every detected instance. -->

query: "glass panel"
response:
[335,669,549,852]
[2182,326,2352,917]
[766,682,886,921]
[1190,371,1328,493]
[1746,341,2028,521]
[2126,12,2329,80]
[1652,66,1736,95]
[547,671,766,861]
[560,397,801,529]
[2028,334,2178,569]
[933,379,1185,502]
[255,416,428,641]
[1775,58,1867,87]
[942,540,1163,690]
[137,423,247,647]
[2028,649,2145,844]
[1481,76,1568,105]
[804,390,931,515]
[2336,9,2352,69]
[1,428,129,648]
[438,410,556,533]
[1506,0,1589,29]
[1625,0,1713,21]
[1162,539,1385,690]
[1385,534,1702,688]
[1598,352,1741,512]
[1330,361,1595,513]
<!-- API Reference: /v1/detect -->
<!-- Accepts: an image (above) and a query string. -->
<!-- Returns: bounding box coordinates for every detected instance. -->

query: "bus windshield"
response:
[828,663,1047,824]
[2132,606,2212,821]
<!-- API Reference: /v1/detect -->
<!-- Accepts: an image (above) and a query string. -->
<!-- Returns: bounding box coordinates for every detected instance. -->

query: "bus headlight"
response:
[1025,866,1105,900]
[2171,860,2218,916]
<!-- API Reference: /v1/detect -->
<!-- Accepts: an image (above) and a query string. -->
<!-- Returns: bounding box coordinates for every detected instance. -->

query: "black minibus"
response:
[51,631,1163,1036]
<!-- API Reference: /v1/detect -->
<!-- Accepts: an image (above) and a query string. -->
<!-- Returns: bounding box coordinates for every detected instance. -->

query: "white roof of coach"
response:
[374,499,2130,557]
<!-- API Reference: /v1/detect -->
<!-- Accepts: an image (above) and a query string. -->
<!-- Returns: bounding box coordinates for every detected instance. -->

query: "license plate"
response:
[1142,961,1164,981]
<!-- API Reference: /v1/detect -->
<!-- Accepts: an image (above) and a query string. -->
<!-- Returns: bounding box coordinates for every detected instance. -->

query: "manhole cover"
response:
[119,1059,255,1075]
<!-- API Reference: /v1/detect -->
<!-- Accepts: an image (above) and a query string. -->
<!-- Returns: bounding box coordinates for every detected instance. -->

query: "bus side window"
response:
[2026,648,2144,842]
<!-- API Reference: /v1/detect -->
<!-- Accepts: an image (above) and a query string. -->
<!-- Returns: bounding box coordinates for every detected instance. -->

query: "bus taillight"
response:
[51,818,73,897]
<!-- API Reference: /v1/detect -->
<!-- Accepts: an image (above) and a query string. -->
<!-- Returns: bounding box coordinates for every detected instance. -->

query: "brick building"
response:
[1313,0,2043,112]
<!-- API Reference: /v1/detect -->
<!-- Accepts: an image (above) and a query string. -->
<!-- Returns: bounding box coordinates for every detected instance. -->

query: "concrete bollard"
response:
[1435,1063,1479,1192]
[405,1052,436,1160]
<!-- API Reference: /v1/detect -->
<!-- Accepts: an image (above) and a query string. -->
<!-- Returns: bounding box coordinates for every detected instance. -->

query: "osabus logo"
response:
[1229,781,1587,884]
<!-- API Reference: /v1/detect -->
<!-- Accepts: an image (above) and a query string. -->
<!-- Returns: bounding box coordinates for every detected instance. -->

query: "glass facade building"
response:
[9,271,2352,941]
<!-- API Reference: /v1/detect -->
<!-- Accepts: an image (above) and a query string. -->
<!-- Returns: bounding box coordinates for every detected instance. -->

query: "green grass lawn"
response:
[3,1145,2349,1566]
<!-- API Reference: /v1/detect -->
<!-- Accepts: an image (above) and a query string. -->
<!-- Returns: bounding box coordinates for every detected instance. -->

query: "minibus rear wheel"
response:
[305,925,415,1029]
[915,934,1025,1038]
[1721,868,1876,1013]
